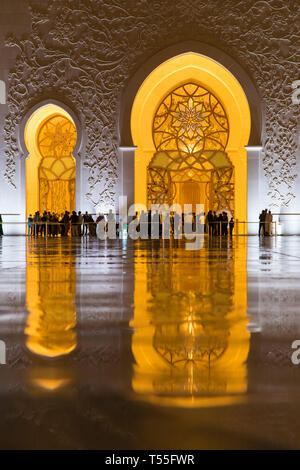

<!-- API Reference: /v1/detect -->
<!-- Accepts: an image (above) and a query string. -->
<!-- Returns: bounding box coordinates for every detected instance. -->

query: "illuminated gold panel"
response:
[147,82,234,213]
[131,53,251,222]
[25,104,77,218]
[38,115,76,214]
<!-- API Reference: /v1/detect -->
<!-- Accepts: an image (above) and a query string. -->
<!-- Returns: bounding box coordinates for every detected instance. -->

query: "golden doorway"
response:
[148,83,234,215]
[25,104,77,219]
[131,53,251,223]
[38,115,76,215]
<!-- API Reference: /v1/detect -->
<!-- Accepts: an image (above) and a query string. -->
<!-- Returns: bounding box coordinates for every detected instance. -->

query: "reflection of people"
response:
[0,214,3,237]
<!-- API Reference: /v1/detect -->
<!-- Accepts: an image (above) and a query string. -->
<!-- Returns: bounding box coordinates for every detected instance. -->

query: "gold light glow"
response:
[131,239,250,407]
[131,53,251,222]
[25,239,77,359]
[25,104,77,218]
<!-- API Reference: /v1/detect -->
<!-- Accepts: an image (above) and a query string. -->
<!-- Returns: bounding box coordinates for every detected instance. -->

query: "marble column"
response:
[246,146,262,235]
[118,146,136,215]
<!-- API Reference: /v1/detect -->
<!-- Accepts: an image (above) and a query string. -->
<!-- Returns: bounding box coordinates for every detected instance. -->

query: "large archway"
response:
[130,53,251,223]
[24,104,77,218]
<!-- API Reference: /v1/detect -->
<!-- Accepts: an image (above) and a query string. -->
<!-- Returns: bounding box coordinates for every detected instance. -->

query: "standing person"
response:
[147,210,152,238]
[0,214,3,237]
[207,210,213,236]
[60,213,65,237]
[259,209,266,236]
[33,211,41,236]
[62,211,70,236]
[83,211,90,235]
[52,213,59,237]
[213,211,218,236]
[217,212,223,236]
[266,210,273,236]
[222,212,228,236]
[88,214,96,236]
[229,217,234,236]
[27,214,33,236]
[204,212,207,234]
[40,211,47,237]
[78,211,83,236]
[173,210,181,239]
[70,211,79,236]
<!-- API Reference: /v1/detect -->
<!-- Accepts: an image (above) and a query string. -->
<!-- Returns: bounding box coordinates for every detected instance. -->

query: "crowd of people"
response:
[27,210,102,237]
[0,209,274,238]
[129,210,234,238]
[258,209,273,236]
[25,209,235,239]
[205,210,234,236]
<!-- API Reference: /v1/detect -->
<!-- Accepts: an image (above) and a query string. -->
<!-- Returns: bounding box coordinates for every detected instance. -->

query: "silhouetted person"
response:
[33,211,41,236]
[207,210,213,236]
[148,210,152,238]
[88,214,96,236]
[259,209,266,236]
[222,212,228,236]
[27,214,33,236]
[266,210,272,236]
[173,211,181,239]
[83,211,90,235]
[70,211,79,236]
[229,217,234,236]
[62,211,70,236]
[40,211,47,236]
[78,211,83,236]
[152,210,160,239]
[214,211,219,236]
[216,213,222,236]
[0,215,3,237]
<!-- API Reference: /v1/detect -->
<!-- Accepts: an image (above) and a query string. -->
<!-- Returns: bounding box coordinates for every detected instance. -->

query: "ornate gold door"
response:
[37,115,76,215]
[148,83,234,214]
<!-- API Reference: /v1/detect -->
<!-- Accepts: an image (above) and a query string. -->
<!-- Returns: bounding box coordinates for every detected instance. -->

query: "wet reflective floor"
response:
[0,235,300,449]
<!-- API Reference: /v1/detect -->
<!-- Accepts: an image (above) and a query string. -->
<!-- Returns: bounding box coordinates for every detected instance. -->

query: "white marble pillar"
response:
[246,146,262,235]
[118,146,136,211]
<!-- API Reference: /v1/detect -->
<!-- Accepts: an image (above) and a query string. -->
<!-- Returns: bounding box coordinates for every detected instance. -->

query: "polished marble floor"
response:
[0,235,300,449]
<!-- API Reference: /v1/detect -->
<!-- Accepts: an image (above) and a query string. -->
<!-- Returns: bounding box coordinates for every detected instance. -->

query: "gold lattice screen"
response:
[149,83,234,213]
[37,115,77,215]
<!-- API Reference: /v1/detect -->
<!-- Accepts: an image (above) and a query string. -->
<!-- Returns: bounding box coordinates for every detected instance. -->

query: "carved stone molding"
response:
[4,0,300,208]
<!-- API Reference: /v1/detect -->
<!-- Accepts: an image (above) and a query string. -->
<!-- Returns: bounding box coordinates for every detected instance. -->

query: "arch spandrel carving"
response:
[4,1,299,209]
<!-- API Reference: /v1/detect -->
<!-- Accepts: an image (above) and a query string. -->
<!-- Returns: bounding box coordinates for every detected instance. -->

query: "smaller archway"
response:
[24,104,77,218]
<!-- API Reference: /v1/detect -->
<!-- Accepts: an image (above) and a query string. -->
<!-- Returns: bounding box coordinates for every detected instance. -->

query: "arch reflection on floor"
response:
[131,239,250,407]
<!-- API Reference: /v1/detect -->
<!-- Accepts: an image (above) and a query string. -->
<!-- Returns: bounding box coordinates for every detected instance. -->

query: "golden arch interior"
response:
[149,82,233,215]
[131,53,251,222]
[25,104,77,218]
